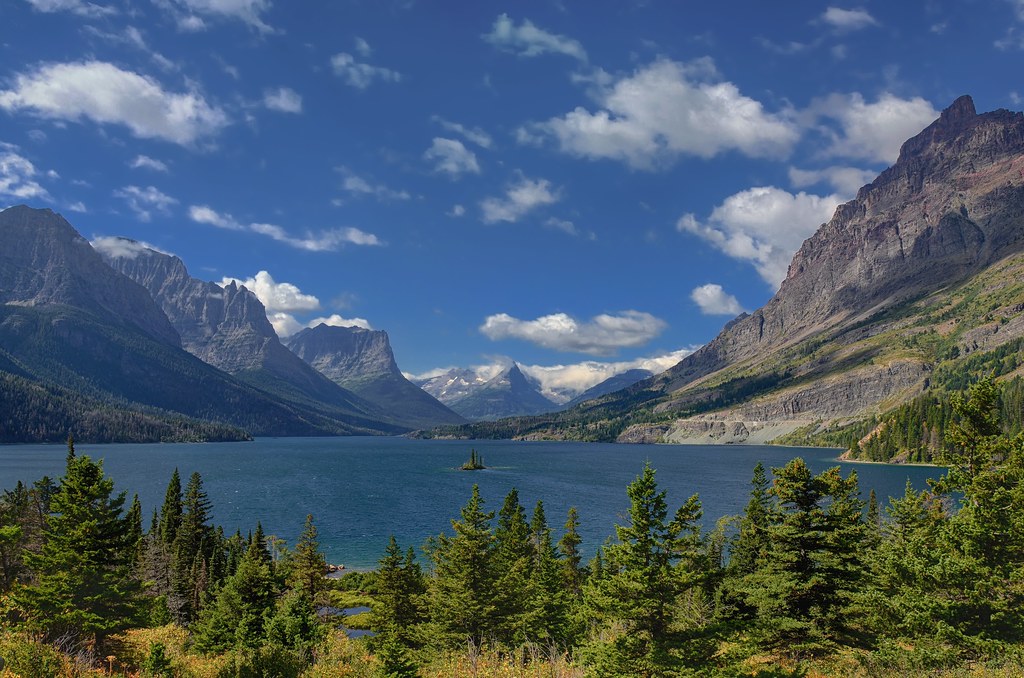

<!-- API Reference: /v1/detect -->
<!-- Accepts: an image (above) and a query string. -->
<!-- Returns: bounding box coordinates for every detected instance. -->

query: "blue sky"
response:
[1,0,1021,397]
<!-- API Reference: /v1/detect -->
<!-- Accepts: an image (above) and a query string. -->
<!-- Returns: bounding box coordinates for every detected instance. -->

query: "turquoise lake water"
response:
[0,437,942,569]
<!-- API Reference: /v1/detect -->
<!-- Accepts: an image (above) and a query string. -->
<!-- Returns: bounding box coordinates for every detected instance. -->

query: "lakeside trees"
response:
[1,377,1023,676]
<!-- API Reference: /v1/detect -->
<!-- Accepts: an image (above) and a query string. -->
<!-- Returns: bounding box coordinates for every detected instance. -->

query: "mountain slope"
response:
[97,240,407,432]
[286,324,465,428]
[0,206,401,440]
[445,364,557,421]
[562,369,654,409]
[420,96,1024,443]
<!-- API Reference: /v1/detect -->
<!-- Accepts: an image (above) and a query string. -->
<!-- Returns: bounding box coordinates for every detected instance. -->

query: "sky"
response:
[0,0,1021,398]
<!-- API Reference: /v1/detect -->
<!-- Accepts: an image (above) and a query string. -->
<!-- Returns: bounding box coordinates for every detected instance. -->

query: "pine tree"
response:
[427,484,497,648]
[14,445,142,650]
[159,468,182,546]
[492,488,533,644]
[172,471,213,623]
[558,506,585,596]
[583,463,712,676]
[524,500,569,645]
[287,514,327,599]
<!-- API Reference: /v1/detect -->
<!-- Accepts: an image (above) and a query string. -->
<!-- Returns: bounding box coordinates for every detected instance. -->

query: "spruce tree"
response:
[15,446,142,650]
[558,506,585,596]
[492,488,533,644]
[583,463,712,676]
[427,484,497,648]
[287,514,327,599]
[159,468,182,546]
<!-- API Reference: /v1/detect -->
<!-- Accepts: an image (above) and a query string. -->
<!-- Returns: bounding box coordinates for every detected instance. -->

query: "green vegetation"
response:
[3,378,1024,676]
[459,448,485,470]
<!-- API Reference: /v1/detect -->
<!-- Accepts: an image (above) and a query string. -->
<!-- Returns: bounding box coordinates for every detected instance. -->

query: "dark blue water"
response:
[0,437,942,569]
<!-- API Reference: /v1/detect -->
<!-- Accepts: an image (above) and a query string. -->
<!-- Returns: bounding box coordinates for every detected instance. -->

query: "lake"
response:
[0,437,943,569]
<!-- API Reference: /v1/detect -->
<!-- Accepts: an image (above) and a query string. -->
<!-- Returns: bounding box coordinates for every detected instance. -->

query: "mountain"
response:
[97,240,407,432]
[0,206,401,441]
[562,369,654,409]
[421,96,1024,444]
[285,323,464,428]
[415,368,490,404]
[444,364,558,421]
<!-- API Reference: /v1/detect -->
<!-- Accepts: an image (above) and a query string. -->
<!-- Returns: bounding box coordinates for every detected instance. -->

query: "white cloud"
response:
[220,270,320,313]
[0,145,52,201]
[544,217,579,236]
[448,204,466,217]
[24,0,115,17]
[309,314,373,331]
[130,155,169,172]
[520,348,693,402]
[354,37,372,57]
[821,7,879,31]
[338,168,410,201]
[267,312,303,338]
[678,186,841,288]
[190,204,382,251]
[330,53,401,89]
[263,87,302,114]
[432,116,493,149]
[690,284,746,316]
[480,310,667,356]
[91,235,171,259]
[68,201,87,212]
[162,0,273,33]
[788,165,876,197]
[480,174,560,223]
[527,58,798,169]
[424,138,480,177]
[0,61,228,146]
[810,92,938,163]
[114,185,177,221]
[483,13,587,61]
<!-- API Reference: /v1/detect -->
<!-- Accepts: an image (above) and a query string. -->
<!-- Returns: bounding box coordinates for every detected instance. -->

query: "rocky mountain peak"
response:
[0,205,179,346]
[287,323,399,385]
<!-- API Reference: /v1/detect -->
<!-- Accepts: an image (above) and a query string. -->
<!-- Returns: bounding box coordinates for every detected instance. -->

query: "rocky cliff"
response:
[287,324,465,428]
[444,364,557,421]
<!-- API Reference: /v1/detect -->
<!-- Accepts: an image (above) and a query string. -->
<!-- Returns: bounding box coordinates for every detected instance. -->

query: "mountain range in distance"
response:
[2,95,1023,446]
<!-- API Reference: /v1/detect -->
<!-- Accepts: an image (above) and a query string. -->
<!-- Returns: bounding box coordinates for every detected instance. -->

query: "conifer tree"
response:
[159,468,182,546]
[524,500,569,645]
[492,488,533,644]
[427,484,497,648]
[172,471,213,623]
[15,444,142,650]
[558,506,585,596]
[584,463,711,676]
[287,514,327,599]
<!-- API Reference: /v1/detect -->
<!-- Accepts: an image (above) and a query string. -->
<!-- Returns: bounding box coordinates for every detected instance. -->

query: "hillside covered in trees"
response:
[2,378,1024,676]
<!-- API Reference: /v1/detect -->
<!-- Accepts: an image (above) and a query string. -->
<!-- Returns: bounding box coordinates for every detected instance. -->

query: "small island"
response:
[460,448,486,471]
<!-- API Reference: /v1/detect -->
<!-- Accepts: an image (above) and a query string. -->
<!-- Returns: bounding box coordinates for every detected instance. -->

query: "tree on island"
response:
[461,448,485,470]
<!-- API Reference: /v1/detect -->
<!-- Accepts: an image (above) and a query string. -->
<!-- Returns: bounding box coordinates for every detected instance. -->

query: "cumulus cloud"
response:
[130,155,169,172]
[24,0,115,17]
[690,283,746,316]
[0,145,52,201]
[480,174,560,223]
[114,185,177,221]
[821,7,879,31]
[788,165,876,197]
[190,204,382,251]
[0,61,228,146]
[308,314,373,330]
[161,0,273,33]
[483,13,587,61]
[338,167,410,201]
[678,186,841,288]
[432,116,493,149]
[525,58,797,169]
[91,235,171,259]
[220,270,320,313]
[424,137,480,177]
[330,53,401,89]
[263,87,302,114]
[480,310,666,356]
[519,348,693,402]
[809,92,938,163]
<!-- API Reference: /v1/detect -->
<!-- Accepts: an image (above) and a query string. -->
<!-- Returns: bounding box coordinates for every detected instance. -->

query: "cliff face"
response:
[655,96,1024,395]
[0,206,179,346]
[287,324,465,427]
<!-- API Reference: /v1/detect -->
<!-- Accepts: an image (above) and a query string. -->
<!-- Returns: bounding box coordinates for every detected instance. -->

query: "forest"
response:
[2,377,1024,677]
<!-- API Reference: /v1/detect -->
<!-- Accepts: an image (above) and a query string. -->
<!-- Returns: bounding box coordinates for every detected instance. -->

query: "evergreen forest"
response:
[2,377,1024,677]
